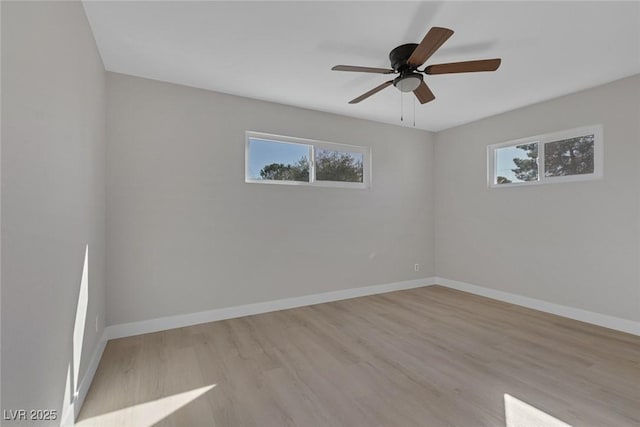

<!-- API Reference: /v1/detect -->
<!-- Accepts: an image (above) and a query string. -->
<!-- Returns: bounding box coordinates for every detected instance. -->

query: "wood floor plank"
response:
[77,286,640,426]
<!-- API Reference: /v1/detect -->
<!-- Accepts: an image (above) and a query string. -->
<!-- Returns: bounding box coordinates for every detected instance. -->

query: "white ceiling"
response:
[83,1,640,132]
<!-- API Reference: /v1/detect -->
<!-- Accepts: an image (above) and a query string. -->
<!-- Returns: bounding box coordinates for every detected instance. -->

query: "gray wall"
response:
[106,72,435,325]
[1,1,106,424]
[435,75,640,322]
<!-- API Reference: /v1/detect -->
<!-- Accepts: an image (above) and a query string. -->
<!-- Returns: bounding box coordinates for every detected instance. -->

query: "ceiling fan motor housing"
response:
[389,43,419,71]
[389,43,423,92]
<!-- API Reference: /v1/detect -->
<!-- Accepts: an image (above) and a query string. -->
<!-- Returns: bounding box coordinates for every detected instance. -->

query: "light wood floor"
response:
[77,286,640,427]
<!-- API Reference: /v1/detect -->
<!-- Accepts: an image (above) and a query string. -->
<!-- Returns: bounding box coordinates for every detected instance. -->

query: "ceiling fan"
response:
[331,27,501,104]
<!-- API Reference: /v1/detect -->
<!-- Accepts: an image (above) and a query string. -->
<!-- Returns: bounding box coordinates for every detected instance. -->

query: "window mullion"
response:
[496,148,501,184]
[309,145,316,185]
[538,140,545,183]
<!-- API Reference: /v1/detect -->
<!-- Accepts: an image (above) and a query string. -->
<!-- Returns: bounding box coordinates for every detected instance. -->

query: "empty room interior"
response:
[2,1,640,426]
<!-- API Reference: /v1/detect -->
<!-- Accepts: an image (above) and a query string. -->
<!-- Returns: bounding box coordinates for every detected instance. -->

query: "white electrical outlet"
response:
[414,264,420,272]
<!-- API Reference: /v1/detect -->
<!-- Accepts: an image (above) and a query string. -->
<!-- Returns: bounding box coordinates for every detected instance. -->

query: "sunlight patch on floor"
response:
[504,393,572,427]
[76,385,216,427]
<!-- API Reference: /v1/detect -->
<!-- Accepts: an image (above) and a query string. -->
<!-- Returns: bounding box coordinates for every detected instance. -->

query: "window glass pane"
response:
[247,138,310,182]
[315,149,364,183]
[495,143,538,184]
[544,134,594,177]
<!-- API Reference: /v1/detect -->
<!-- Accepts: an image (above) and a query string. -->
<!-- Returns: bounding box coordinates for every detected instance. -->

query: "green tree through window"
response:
[544,135,594,177]
[507,136,594,181]
[316,150,363,182]
[511,143,538,182]
[259,151,363,183]
[259,157,309,181]
[490,126,600,187]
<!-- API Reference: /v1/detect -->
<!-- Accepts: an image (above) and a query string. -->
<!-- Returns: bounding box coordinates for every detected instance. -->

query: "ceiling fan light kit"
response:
[394,73,423,93]
[332,26,502,106]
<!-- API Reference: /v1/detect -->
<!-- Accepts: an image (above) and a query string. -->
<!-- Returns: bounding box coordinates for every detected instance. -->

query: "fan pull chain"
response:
[400,92,403,122]
[413,96,416,127]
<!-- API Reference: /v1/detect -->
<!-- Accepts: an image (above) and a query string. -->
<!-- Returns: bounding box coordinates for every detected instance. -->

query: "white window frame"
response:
[487,124,603,188]
[245,131,371,189]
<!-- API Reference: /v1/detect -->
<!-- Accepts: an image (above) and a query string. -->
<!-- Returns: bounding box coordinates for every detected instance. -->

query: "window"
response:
[488,125,603,188]
[315,148,364,183]
[246,138,310,183]
[245,131,370,188]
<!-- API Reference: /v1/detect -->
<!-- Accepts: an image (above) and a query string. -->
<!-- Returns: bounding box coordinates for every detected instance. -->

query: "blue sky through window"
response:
[495,145,536,182]
[247,138,310,180]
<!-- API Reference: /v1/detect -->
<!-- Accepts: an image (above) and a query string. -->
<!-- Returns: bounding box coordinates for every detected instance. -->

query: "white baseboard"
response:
[105,277,436,340]
[434,277,640,336]
[60,330,109,426]
[105,276,640,340]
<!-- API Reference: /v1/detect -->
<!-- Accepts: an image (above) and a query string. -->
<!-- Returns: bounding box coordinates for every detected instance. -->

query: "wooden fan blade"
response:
[349,80,394,104]
[425,58,502,74]
[413,81,435,104]
[407,27,454,68]
[332,65,395,74]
